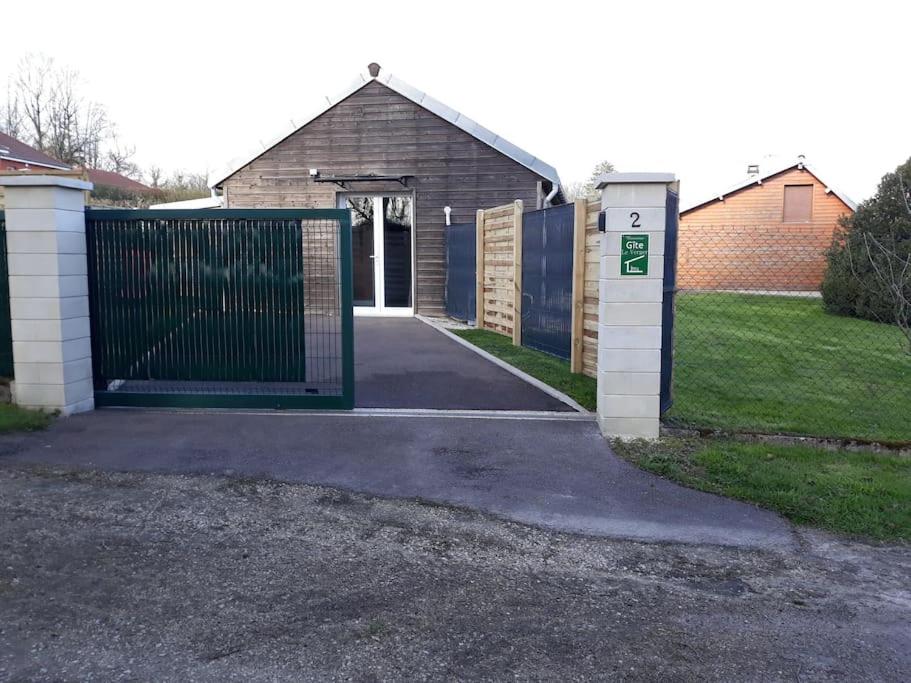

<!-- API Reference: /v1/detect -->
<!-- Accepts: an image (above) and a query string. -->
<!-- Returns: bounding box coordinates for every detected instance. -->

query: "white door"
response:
[338,194,414,316]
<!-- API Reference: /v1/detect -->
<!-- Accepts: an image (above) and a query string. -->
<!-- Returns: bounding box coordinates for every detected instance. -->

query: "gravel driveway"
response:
[1,465,908,681]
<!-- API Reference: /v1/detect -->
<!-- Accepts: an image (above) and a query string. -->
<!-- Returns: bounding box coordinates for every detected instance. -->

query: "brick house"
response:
[1,132,156,207]
[678,158,856,292]
[0,132,71,208]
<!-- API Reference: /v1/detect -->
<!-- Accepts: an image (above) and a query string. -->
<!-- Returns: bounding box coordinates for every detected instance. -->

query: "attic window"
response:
[783,184,813,223]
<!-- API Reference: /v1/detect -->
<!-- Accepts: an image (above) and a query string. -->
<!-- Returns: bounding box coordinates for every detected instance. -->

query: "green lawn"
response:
[0,403,52,432]
[453,329,596,410]
[613,437,911,541]
[666,293,911,443]
[454,294,909,442]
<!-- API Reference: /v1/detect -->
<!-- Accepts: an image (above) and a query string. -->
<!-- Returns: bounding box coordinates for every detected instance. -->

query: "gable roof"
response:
[85,168,155,193]
[210,66,561,190]
[0,132,70,170]
[681,158,857,215]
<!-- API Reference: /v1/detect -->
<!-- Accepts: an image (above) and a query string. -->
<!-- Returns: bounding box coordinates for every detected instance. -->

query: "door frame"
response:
[337,191,416,317]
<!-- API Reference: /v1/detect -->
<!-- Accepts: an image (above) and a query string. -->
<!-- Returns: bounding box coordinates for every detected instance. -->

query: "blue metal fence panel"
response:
[521,204,575,359]
[445,221,476,322]
[660,189,679,414]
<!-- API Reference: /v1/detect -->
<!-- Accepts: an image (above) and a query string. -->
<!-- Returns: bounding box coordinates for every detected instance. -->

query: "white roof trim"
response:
[681,159,857,214]
[210,67,561,189]
[0,153,70,171]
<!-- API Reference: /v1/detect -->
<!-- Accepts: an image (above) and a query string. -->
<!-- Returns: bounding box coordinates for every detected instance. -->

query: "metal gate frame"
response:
[86,208,354,410]
[0,212,12,377]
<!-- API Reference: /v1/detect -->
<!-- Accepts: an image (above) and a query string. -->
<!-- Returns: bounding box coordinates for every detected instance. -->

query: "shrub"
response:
[822,157,911,328]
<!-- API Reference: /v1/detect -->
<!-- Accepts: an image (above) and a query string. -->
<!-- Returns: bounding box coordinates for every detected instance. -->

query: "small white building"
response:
[149,195,224,210]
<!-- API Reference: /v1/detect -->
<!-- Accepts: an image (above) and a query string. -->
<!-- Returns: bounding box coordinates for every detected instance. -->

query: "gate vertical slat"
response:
[0,212,14,377]
[178,219,189,380]
[225,219,235,381]
[254,220,264,380]
[281,221,290,381]
[267,220,277,380]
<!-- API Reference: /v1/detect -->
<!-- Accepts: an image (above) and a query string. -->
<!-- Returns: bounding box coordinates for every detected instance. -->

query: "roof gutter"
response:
[544,182,560,207]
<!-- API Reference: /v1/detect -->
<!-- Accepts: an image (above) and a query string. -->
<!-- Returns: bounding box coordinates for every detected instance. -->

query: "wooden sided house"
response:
[210,63,563,317]
[678,157,856,292]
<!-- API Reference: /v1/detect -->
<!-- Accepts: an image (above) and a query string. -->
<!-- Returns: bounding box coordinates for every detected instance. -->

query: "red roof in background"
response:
[0,132,154,194]
[0,132,70,170]
[84,168,154,193]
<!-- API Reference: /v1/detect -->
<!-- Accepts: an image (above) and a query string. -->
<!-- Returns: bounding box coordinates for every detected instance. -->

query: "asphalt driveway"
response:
[354,318,573,411]
[0,409,790,548]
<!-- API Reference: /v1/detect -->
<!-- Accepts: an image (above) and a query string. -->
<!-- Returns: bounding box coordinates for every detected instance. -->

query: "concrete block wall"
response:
[0,175,95,415]
[596,173,675,441]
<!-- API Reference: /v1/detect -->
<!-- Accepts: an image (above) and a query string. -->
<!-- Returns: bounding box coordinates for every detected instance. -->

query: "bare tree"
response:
[104,139,141,179]
[3,53,125,170]
[563,160,616,201]
[15,54,55,150]
[0,80,24,138]
[562,181,585,202]
[146,165,163,188]
[43,65,112,168]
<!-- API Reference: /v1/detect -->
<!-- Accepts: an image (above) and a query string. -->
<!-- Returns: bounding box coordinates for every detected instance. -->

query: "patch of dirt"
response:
[0,464,908,681]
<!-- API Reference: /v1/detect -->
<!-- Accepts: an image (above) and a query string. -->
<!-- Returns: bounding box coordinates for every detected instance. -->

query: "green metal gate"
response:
[85,209,354,409]
[0,212,12,377]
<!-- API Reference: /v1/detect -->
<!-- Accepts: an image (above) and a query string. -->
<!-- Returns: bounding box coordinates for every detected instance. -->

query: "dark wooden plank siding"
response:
[221,81,547,314]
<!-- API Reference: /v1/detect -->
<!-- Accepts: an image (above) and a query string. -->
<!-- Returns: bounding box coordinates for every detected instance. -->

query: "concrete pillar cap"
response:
[0,175,93,191]
[595,172,675,189]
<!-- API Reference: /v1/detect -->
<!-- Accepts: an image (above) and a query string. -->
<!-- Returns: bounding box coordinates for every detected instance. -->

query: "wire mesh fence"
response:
[665,224,911,443]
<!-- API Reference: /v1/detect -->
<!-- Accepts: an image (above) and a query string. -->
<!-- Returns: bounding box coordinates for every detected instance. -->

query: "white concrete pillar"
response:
[0,175,95,415]
[595,172,675,440]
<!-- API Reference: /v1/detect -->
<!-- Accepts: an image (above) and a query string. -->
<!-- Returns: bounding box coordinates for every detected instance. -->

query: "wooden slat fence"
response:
[471,198,601,377]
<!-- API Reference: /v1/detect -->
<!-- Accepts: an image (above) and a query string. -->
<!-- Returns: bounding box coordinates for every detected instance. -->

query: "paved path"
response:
[354,318,572,410]
[0,410,793,549]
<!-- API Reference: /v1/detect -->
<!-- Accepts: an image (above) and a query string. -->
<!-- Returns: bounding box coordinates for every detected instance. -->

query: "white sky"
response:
[3,0,909,205]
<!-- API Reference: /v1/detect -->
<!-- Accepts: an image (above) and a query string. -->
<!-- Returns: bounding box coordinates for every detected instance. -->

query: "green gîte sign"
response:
[620,234,649,276]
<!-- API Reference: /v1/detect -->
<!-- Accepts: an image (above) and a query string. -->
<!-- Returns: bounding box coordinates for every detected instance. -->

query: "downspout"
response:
[443,206,452,226]
[543,182,560,207]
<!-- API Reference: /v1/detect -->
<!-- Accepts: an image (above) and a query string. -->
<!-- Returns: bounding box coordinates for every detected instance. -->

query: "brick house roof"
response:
[682,157,857,215]
[84,168,155,194]
[0,132,70,170]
